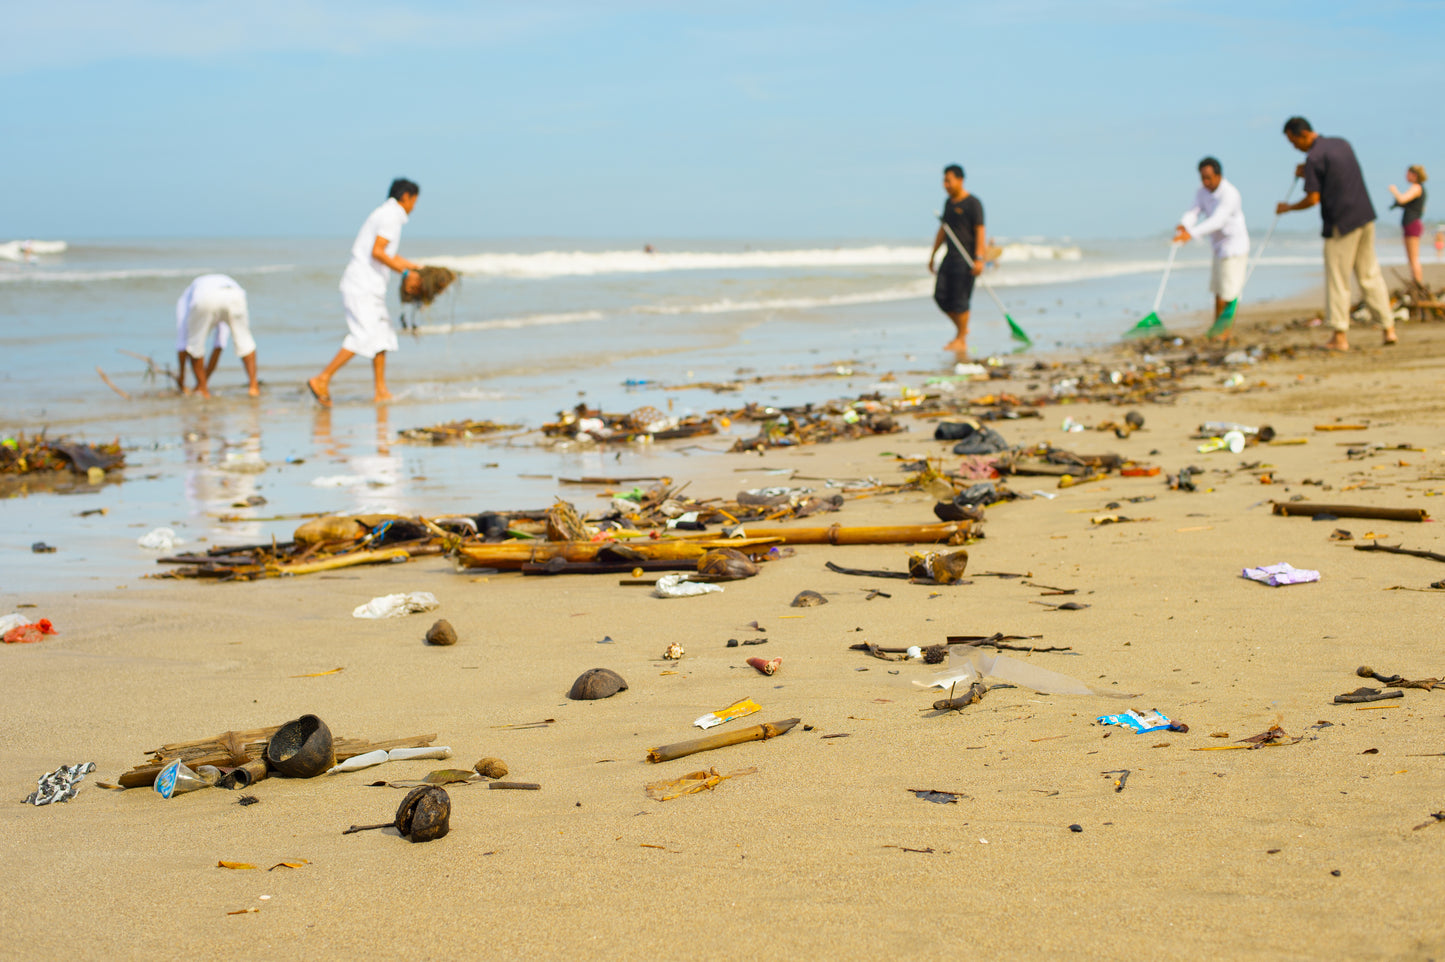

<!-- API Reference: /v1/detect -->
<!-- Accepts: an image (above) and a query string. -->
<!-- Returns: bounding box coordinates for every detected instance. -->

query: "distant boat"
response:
[0,240,68,262]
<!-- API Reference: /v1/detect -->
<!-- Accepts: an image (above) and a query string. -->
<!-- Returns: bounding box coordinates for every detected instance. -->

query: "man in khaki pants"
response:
[1278,116,1395,351]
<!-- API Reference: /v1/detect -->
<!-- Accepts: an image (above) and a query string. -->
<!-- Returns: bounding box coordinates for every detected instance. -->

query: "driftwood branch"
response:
[1353,542,1445,564]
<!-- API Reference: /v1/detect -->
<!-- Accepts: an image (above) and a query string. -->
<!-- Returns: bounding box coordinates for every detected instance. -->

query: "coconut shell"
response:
[698,548,759,581]
[473,757,509,779]
[425,619,458,646]
[293,516,367,544]
[395,786,450,843]
[908,549,969,585]
[567,668,628,700]
[790,590,827,607]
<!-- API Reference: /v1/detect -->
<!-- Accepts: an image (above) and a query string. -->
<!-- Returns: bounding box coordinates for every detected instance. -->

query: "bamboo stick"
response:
[646,718,800,763]
[1272,502,1427,522]
[270,547,413,575]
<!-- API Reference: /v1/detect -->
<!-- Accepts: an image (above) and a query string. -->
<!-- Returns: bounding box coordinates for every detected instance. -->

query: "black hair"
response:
[943,164,965,180]
[1199,156,1222,176]
[1282,117,1313,137]
[388,178,420,201]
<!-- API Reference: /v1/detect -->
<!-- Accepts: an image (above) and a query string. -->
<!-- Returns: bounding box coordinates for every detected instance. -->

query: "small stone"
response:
[1069,824,1083,833]
[473,757,509,779]
[1330,869,1341,877]
[425,619,458,646]
[791,590,827,608]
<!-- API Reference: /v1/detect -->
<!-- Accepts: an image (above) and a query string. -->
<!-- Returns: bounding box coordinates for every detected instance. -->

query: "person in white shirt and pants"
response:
[176,273,258,398]
[308,178,425,406]
[1174,157,1249,338]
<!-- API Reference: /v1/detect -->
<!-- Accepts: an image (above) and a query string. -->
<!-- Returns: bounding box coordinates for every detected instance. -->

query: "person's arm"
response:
[1188,190,1240,237]
[972,223,986,276]
[1175,204,1202,243]
[1277,192,1319,215]
[1282,157,1322,214]
[1388,183,1422,206]
[929,227,944,274]
[371,235,420,273]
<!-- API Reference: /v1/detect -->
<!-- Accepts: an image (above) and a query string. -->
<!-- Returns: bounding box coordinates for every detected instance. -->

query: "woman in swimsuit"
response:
[1389,165,1428,285]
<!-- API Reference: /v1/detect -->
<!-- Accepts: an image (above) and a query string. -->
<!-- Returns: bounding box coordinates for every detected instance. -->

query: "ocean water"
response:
[0,232,1412,594]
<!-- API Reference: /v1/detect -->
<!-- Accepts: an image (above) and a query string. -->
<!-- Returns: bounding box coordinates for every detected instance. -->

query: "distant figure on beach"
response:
[175,274,257,398]
[1388,166,1428,285]
[928,164,985,355]
[644,244,655,254]
[308,178,424,406]
[1174,156,1249,338]
[1277,117,1395,351]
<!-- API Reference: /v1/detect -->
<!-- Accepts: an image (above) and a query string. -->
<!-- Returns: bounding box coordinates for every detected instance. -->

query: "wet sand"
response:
[3,267,1444,960]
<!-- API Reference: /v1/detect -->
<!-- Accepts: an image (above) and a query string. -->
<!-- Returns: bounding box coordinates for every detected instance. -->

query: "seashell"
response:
[662,642,685,660]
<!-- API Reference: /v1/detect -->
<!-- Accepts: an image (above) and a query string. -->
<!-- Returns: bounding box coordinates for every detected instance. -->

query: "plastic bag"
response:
[1097,709,1173,733]
[1242,562,1319,586]
[913,646,1131,698]
[653,575,722,598]
[137,528,182,550]
[352,592,440,619]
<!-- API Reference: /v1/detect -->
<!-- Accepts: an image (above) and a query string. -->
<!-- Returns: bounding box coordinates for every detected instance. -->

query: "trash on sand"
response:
[662,642,685,660]
[791,590,827,607]
[1242,562,1320,586]
[1273,502,1427,522]
[473,757,509,779]
[0,613,31,634]
[697,547,759,581]
[217,861,257,870]
[694,697,762,730]
[654,574,723,598]
[25,762,96,805]
[908,550,970,584]
[155,760,217,798]
[343,785,451,842]
[326,746,453,774]
[746,656,782,676]
[647,717,800,763]
[266,715,336,778]
[1096,709,1174,733]
[3,618,57,644]
[645,766,757,801]
[268,859,310,871]
[568,668,629,700]
[910,788,963,804]
[1334,688,1404,704]
[933,681,990,711]
[425,619,458,646]
[137,527,182,550]
[290,666,344,677]
[1238,723,1303,748]
[1412,812,1445,831]
[914,647,1132,699]
[1103,770,1131,792]
[352,592,439,619]
[1197,431,1247,454]
[31,542,57,553]
[1357,665,1441,691]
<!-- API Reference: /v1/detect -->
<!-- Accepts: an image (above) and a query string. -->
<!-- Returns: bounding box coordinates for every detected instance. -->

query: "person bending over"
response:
[176,274,258,398]
[1175,156,1249,339]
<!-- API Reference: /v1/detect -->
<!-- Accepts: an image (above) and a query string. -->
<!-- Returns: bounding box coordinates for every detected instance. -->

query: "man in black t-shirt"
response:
[1278,116,1395,351]
[928,164,986,355]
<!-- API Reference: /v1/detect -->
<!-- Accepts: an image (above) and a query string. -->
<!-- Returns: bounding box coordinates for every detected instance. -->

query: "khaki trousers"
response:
[1323,221,1393,333]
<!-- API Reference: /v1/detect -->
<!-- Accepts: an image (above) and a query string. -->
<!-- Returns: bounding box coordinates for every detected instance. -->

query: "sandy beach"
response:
[4,267,1444,961]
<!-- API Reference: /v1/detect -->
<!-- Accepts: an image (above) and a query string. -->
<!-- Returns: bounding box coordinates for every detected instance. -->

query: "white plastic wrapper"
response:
[352,592,440,619]
[137,528,182,550]
[912,646,1132,699]
[325,746,452,775]
[0,613,31,634]
[653,574,723,598]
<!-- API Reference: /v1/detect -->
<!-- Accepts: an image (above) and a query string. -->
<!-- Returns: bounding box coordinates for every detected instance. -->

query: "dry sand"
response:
[4,267,1445,961]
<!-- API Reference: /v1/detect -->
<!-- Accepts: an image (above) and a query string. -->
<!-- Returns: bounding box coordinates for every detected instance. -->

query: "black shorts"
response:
[934,268,975,315]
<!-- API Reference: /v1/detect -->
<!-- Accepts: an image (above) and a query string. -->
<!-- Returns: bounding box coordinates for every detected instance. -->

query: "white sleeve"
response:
[1189,187,1240,237]
[375,205,403,243]
[1179,206,1202,231]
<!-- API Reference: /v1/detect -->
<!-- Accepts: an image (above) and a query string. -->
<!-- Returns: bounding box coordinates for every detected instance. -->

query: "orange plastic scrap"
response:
[3,619,57,644]
[644,767,756,802]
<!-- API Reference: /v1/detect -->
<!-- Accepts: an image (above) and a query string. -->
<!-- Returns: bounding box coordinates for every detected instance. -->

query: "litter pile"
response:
[722,399,905,452]
[396,419,522,444]
[1,432,124,480]
[543,404,717,444]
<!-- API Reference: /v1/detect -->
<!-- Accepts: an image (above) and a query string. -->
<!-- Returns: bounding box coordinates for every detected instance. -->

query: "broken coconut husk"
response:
[265,715,336,778]
[698,547,759,581]
[791,590,827,607]
[908,549,970,584]
[568,668,628,700]
[399,266,458,307]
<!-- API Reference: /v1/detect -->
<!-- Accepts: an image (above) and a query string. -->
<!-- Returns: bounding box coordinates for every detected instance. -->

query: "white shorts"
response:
[340,288,398,359]
[176,315,229,354]
[1210,254,1247,302]
[185,286,254,359]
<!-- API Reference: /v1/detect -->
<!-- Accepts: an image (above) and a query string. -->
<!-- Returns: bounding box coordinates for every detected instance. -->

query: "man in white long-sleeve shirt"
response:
[1174,157,1249,338]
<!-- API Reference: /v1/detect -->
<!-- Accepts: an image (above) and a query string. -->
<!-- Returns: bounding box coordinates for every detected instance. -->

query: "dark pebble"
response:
[1330,869,1341,877]
[1069,824,1083,833]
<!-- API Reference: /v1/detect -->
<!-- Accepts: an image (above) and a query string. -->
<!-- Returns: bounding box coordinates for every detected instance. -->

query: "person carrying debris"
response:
[928,164,986,356]
[1173,156,1249,339]
[1277,117,1395,351]
[308,178,425,406]
[175,274,258,398]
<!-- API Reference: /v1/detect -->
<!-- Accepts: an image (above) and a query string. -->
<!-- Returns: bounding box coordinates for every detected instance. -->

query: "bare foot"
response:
[1323,332,1349,352]
[307,376,332,407]
[373,390,393,404]
[1383,330,1398,345]
[942,339,968,353]
[248,386,261,398]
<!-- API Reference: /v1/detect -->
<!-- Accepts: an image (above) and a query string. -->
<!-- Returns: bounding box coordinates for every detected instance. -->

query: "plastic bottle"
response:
[154,760,215,798]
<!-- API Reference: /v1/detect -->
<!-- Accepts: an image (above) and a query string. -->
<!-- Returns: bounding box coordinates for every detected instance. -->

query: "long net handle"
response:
[1152,242,1180,312]
[939,220,1012,316]
[1242,175,1299,290]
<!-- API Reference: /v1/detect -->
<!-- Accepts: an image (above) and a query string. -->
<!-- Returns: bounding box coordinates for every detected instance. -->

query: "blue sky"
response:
[6,0,1442,240]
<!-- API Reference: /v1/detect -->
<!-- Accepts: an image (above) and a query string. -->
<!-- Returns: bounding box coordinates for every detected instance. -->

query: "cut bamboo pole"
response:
[271,547,413,575]
[646,718,800,763]
[1272,502,1427,522]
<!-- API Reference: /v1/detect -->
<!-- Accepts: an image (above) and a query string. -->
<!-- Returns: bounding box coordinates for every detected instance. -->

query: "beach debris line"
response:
[646,717,801,764]
[1242,562,1320,586]
[645,767,756,801]
[397,419,523,444]
[545,403,719,444]
[0,431,124,476]
[343,786,451,843]
[25,762,96,806]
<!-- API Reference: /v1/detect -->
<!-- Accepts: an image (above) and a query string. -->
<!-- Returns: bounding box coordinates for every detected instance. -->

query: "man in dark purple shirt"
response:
[1277,116,1395,350]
